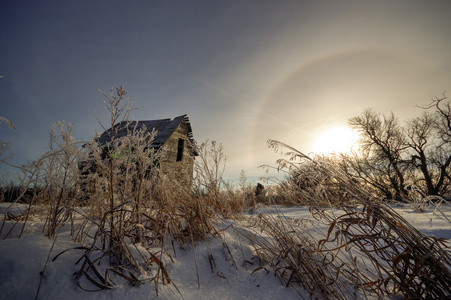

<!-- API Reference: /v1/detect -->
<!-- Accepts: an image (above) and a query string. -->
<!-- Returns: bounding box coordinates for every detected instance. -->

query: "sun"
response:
[313,126,359,155]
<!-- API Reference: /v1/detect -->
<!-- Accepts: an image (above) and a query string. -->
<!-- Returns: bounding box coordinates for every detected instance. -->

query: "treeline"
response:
[317,94,451,202]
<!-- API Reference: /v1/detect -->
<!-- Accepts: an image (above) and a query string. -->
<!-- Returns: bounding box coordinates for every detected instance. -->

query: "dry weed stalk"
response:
[1,87,240,297]
[0,87,222,294]
[192,140,244,217]
[1,122,82,239]
[0,116,16,130]
[43,122,82,238]
[242,210,352,299]
[66,87,216,292]
[259,139,451,298]
[63,176,219,293]
[314,203,451,298]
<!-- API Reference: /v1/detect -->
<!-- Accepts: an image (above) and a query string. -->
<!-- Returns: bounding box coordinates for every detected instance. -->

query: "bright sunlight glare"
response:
[313,126,359,155]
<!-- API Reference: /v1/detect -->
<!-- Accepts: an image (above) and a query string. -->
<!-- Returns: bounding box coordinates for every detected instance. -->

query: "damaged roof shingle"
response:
[96,115,195,148]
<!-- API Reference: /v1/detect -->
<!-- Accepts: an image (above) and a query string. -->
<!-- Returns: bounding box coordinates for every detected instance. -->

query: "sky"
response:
[1,0,451,182]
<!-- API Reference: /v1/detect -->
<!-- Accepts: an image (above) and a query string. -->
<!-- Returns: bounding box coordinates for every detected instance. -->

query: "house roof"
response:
[96,114,195,148]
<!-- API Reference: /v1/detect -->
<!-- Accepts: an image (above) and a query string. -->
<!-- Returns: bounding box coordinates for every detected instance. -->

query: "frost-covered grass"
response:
[1,104,450,298]
[1,202,450,300]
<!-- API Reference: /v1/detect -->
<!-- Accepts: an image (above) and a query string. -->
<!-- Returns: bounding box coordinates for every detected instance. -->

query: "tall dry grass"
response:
[1,91,451,299]
[0,87,233,296]
[240,140,451,299]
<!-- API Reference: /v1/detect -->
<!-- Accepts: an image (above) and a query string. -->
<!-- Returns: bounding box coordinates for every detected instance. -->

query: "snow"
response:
[1,202,450,300]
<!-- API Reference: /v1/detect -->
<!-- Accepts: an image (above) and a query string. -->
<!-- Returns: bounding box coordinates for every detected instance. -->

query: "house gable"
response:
[159,120,196,185]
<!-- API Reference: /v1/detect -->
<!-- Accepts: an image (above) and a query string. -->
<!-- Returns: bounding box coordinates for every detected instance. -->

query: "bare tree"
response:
[425,94,451,145]
[404,112,450,196]
[406,94,451,197]
[348,109,409,200]
[339,152,399,200]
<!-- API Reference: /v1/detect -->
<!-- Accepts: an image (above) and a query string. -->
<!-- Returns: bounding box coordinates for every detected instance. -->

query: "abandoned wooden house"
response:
[91,114,197,186]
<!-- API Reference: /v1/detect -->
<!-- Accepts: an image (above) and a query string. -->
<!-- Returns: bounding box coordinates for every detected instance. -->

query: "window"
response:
[176,139,184,161]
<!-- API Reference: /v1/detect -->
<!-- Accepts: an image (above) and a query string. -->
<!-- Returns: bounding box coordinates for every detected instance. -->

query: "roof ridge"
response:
[96,114,193,147]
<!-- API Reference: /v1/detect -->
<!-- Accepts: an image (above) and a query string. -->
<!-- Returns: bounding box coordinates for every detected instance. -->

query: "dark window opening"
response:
[176,139,184,161]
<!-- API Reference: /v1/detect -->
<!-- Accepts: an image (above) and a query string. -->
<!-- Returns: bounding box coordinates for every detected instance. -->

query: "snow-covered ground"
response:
[1,202,450,300]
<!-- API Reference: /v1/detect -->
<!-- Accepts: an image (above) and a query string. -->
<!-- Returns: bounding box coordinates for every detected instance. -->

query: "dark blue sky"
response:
[1,0,451,181]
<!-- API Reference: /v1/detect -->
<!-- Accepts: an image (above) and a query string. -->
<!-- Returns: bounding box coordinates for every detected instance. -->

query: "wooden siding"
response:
[159,122,195,186]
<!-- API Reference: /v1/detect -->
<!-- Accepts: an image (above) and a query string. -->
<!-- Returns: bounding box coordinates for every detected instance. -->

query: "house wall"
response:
[159,123,195,186]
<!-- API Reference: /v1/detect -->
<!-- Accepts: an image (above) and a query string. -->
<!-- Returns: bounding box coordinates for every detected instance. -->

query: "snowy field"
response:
[1,202,450,300]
